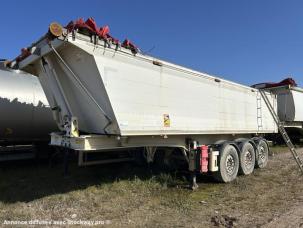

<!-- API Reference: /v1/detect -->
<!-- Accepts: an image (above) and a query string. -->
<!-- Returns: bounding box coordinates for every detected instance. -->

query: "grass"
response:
[0,146,302,227]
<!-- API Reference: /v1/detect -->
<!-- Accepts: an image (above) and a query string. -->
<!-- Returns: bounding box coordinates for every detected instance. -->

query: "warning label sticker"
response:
[163,114,170,127]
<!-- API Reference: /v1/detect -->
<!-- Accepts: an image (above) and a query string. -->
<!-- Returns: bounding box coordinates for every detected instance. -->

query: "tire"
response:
[214,144,239,183]
[238,141,255,175]
[255,139,269,168]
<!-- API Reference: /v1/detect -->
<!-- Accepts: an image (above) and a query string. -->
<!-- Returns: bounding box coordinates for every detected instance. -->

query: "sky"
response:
[1,0,302,86]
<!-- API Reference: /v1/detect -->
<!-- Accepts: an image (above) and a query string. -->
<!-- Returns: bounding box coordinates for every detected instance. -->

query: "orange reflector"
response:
[49,22,63,37]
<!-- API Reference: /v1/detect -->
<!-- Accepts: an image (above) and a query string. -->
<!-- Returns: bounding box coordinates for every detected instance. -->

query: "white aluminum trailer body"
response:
[276,86,303,123]
[17,32,277,143]
[12,23,280,184]
[265,85,303,142]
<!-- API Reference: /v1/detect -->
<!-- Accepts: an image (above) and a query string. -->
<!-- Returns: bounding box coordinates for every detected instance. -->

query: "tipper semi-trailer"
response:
[10,18,282,187]
[253,79,303,143]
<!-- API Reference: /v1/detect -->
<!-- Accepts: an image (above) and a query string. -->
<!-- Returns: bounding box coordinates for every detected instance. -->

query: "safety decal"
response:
[163,114,170,127]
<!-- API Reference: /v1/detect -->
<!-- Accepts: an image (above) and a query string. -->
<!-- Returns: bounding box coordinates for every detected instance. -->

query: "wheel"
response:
[238,141,255,175]
[214,144,239,183]
[255,139,269,168]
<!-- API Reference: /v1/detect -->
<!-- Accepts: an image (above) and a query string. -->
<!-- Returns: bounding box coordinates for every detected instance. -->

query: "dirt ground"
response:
[0,146,302,227]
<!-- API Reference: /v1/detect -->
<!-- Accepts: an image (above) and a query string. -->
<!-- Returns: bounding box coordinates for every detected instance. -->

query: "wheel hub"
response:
[258,146,266,161]
[244,150,253,167]
[226,154,236,175]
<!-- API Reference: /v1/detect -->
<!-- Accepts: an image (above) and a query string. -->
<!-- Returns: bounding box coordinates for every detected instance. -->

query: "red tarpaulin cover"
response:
[252,78,297,89]
[65,17,117,42]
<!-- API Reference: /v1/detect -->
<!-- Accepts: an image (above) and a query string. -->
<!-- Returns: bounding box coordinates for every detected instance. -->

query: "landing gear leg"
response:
[188,148,199,190]
[190,172,199,190]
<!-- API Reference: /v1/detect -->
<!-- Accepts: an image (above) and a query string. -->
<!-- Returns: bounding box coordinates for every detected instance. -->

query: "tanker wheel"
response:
[214,144,239,183]
[238,141,255,175]
[255,139,269,168]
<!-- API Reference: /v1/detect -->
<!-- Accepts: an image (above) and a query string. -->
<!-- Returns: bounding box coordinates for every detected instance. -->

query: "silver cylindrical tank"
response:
[0,62,57,144]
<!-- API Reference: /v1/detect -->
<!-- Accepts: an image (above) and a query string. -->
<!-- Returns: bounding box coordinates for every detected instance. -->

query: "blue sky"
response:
[1,0,302,86]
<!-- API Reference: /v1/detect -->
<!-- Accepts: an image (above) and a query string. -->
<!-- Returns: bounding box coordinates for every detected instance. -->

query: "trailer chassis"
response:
[50,131,269,188]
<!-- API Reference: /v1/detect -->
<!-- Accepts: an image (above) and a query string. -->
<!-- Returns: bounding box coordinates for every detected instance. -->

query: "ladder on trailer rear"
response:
[260,90,303,173]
